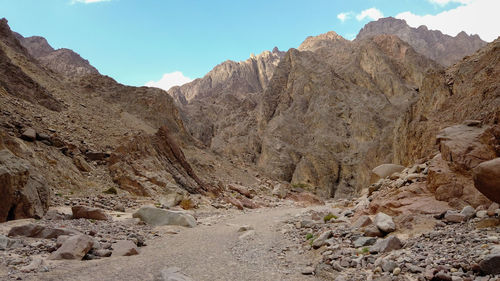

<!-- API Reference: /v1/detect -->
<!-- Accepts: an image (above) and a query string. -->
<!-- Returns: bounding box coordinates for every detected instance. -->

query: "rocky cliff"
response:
[356,17,487,66]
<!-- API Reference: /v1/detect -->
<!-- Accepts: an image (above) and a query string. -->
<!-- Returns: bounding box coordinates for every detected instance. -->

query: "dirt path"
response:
[30,206,326,281]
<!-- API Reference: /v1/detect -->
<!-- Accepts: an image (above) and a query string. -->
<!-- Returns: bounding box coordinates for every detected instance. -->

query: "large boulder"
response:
[372,164,405,179]
[132,206,197,227]
[49,234,94,260]
[0,149,50,222]
[473,158,500,203]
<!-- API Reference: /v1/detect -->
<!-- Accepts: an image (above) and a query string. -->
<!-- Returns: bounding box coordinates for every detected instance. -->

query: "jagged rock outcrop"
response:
[393,38,500,166]
[356,17,487,66]
[256,34,439,197]
[167,48,284,161]
[15,33,99,78]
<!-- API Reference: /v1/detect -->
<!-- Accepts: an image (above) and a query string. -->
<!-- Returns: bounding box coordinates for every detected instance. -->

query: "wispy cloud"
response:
[356,8,384,21]
[397,0,499,41]
[337,12,351,22]
[145,71,193,91]
[71,0,111,4]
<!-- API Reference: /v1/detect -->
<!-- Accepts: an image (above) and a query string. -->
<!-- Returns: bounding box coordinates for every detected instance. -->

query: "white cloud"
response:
[71,0,111,4]
[427,0,473,6]
[356,8,384,21]
[396,0,500,42]
[337,12,351,22]
[145,71,193,91]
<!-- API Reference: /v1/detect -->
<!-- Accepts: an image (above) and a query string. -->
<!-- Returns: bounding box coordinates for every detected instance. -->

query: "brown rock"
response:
[351,215,372,229]
[21,128,36,142]
[363,224,384,237]
[239,197,258,209]
[223,196,244,210]
[473,158,500,203]
[8,223,80,238]
[72,205,110,221]
[73,155,92,172]
[286,192,325,206]
[49,234,93,260]
[475,218,500,229]
[0,149,50,222]
[112,240,139,256]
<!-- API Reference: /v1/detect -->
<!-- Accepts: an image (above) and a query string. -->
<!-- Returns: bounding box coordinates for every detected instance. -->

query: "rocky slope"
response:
[356,17,487,66]
[0,18,246,221]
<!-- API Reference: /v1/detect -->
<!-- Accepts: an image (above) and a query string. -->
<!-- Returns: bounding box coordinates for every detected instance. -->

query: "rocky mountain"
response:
[167,48,285,161]
[356,17,487,66]
[14,32,99,78]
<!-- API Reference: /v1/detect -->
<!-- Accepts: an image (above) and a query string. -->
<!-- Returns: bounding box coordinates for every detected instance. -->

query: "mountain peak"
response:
[356,17,487,66]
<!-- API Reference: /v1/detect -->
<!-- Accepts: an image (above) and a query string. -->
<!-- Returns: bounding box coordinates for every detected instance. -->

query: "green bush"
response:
[323,213,338,223]
[305,233,314,240]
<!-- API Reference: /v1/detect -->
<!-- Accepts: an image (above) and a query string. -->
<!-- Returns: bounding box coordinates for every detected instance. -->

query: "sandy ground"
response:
[20,205,329,281]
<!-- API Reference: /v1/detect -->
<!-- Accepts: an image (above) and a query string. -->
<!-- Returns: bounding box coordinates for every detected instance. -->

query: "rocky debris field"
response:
[280,201,500,281]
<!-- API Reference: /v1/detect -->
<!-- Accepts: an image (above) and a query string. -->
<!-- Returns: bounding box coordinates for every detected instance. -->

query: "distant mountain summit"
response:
[14,32,99,77]
[356,17,487,66]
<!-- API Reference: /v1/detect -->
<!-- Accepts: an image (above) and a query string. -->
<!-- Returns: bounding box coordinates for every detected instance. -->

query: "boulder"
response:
[112,240,139,256]
[363,224,384,237]
[372,164,405,179]
[21,128,36,142]
[132,206,197,227]
[373,212,396,233]
[0,235,18,250]
[0,149,50,222]
[444,210,466,223]
[479,253,500,275]
[370,236,402,253]
[473,158,500,203]
[8,223,80,238]
[72,205,110,221]
[49,234,94,260]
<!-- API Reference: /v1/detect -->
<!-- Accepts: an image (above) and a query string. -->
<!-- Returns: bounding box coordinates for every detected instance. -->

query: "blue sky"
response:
[0,0,498,90]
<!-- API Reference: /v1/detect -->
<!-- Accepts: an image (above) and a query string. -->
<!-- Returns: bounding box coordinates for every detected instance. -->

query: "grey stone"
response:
[312,230,332,249]
[353,237,377,248]
[370,236,402,253]
[460,205,475,220]
[132,206,196,227]
[373,212,396,233]
[444,210,466,223]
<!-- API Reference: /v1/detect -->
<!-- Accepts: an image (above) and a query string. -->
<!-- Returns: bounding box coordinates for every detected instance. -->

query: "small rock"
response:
[351,215,372,229]
[444,211,466,223]
[94,249,112,257]
[363,224,384,237]
[353,237,377,248]
[476,210,488,218]
[393,267,401,276]
[20,257,44,273]
[434,271,452,281]
[370,236,402,253]
[0,235,17,250]
[381,260,397,272]
[49,234,94,260]
[373,212,396,233]
[272,184,288,199]
[460,206,475,220]
[312,230,332,249]
[301,266,315,275]
[21,128,36,141]
[112,240,139,256]
[72,205,110,221]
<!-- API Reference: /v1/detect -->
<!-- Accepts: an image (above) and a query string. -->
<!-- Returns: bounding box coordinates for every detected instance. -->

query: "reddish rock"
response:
[473,158,500,203]
[8,223,79,239]
[223,196,244,210]
[228,184,253,198]
[239,197,258,209]
[72,205,110,221]
[286,192,325,206]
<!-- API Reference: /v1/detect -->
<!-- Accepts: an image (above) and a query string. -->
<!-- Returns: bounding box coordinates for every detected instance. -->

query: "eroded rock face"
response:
[0,149,50,222]
[108,126,212,196]
[356,17,486,67]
